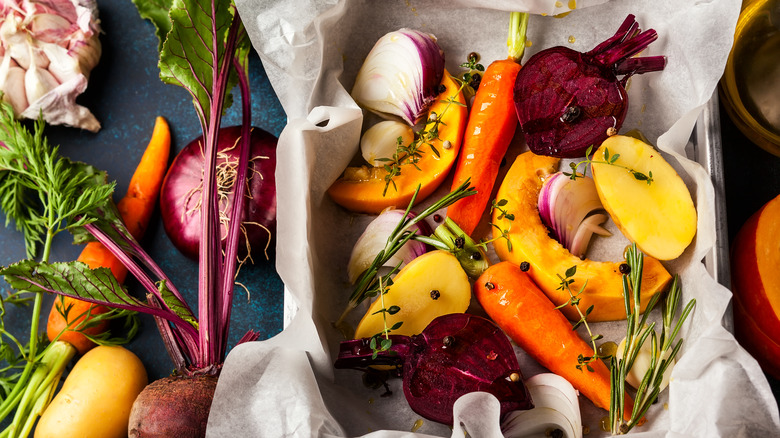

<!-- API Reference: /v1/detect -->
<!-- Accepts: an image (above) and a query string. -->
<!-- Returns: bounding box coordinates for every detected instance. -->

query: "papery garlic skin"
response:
[0,0,102,132]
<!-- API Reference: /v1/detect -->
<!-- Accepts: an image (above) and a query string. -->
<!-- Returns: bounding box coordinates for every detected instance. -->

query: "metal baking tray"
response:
[694,92,730,289]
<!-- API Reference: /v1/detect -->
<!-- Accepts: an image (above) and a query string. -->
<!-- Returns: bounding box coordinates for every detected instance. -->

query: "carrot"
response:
[474,261,633,418]
[46,116,171,355]
[446,12,528,236]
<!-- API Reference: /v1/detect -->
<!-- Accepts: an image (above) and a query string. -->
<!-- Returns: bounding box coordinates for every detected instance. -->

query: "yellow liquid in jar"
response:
[737,31,780,136]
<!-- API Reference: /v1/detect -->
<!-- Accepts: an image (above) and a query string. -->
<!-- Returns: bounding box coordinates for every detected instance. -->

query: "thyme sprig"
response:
[335,180,477,328]
[555,266,608,372]
[368,276,403,359]
[379,83,467,196]
[489,198,515,252]
[567,145,654,185]
[609,244,696,435]
[379,53,483,196]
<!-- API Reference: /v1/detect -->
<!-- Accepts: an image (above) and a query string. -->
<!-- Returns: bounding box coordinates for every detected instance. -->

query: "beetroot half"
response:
[128,374,218,438]
[160,126,277,260]
[334,313,533,425]
[513,14,666,158]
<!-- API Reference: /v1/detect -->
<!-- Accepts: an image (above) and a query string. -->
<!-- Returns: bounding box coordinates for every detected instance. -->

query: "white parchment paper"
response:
[208,0,780,436]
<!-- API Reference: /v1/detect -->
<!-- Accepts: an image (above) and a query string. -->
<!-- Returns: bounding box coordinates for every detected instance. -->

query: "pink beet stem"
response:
[588,14,640,57]
[616,56,667,77]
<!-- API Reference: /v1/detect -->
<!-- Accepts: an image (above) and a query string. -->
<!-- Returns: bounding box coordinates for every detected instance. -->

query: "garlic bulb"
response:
[0,0,102,132]
[360,120,414,167]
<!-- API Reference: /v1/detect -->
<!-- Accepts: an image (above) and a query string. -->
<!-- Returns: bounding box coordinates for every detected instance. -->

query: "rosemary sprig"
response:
[555,266,608,372]
[609,244,696,434]
[567,145,654,185]
[335,180,477,327]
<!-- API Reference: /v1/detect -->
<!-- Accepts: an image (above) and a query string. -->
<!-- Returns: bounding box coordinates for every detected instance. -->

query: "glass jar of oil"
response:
[720,0,780,156]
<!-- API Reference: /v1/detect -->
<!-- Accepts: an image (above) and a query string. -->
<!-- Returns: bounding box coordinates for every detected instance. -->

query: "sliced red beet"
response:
[513,14,666,158]
[334,313,533,425]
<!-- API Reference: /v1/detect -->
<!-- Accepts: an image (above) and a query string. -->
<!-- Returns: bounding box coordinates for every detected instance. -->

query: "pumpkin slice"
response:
[492,151,671,322]
[328,71,467,214]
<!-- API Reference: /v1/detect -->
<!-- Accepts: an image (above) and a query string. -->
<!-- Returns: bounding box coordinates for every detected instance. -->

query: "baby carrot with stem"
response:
[446,12,529,237]
[46,116,171,355]
[2,116,170,438]
[474,261,634,418]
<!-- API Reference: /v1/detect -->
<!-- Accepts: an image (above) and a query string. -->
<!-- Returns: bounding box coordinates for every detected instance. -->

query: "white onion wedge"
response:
[347,209,427,283]
[501,373,583,438]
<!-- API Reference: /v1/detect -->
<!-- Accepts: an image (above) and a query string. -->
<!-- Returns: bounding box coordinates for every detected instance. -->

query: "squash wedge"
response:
[492,151,672,322]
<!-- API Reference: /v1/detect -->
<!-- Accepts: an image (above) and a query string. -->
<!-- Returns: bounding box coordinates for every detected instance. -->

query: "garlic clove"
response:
[41,42,80,83]
[25,63,60,104]
[30,13,76,44]
[360,120,415,167]
[0,54,29,115]
[70,34,101,74]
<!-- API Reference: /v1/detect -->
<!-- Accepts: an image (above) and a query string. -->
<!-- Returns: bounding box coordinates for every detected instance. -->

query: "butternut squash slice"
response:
[492,151,671,322]
[328,71,467,214]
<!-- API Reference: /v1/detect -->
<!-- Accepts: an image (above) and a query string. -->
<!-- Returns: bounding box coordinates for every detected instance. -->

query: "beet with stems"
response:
[513,14,666,158]
[160,126,277,260]
[335,313,533,425]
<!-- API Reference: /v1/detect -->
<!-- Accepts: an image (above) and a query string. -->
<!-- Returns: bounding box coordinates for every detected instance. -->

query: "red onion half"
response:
[351,28,445,126]
[538,172,610,258]
[160,126,277,260]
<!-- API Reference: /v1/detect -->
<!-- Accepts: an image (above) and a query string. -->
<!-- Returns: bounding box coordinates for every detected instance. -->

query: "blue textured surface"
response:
[0,1,286,381]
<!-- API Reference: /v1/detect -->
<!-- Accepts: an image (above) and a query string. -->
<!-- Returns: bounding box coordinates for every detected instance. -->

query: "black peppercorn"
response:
[520,261,530,272]
[619,263,630,274]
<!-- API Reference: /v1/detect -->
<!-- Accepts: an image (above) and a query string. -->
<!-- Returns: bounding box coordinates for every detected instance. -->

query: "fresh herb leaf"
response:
[0,104,115,258]
[0,260,192,330]
[158,0,250,129]
[130,0,174,50]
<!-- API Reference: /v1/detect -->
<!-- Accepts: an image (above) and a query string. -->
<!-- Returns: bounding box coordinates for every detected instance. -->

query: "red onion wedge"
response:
[513,14,666,158]
[351,28,445,126]
[334,313,533,425]
[347,209,428,283]
[538,172,610,258]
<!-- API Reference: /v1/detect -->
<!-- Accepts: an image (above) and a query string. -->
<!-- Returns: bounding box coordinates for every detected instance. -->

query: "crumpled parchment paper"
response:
[207,0,780,436]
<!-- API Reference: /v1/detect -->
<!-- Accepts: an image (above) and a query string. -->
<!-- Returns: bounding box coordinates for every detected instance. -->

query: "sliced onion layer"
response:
[347,209,427,283]
[351,28,445,126]
[538,172,610,258]
[501,373,583,438]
